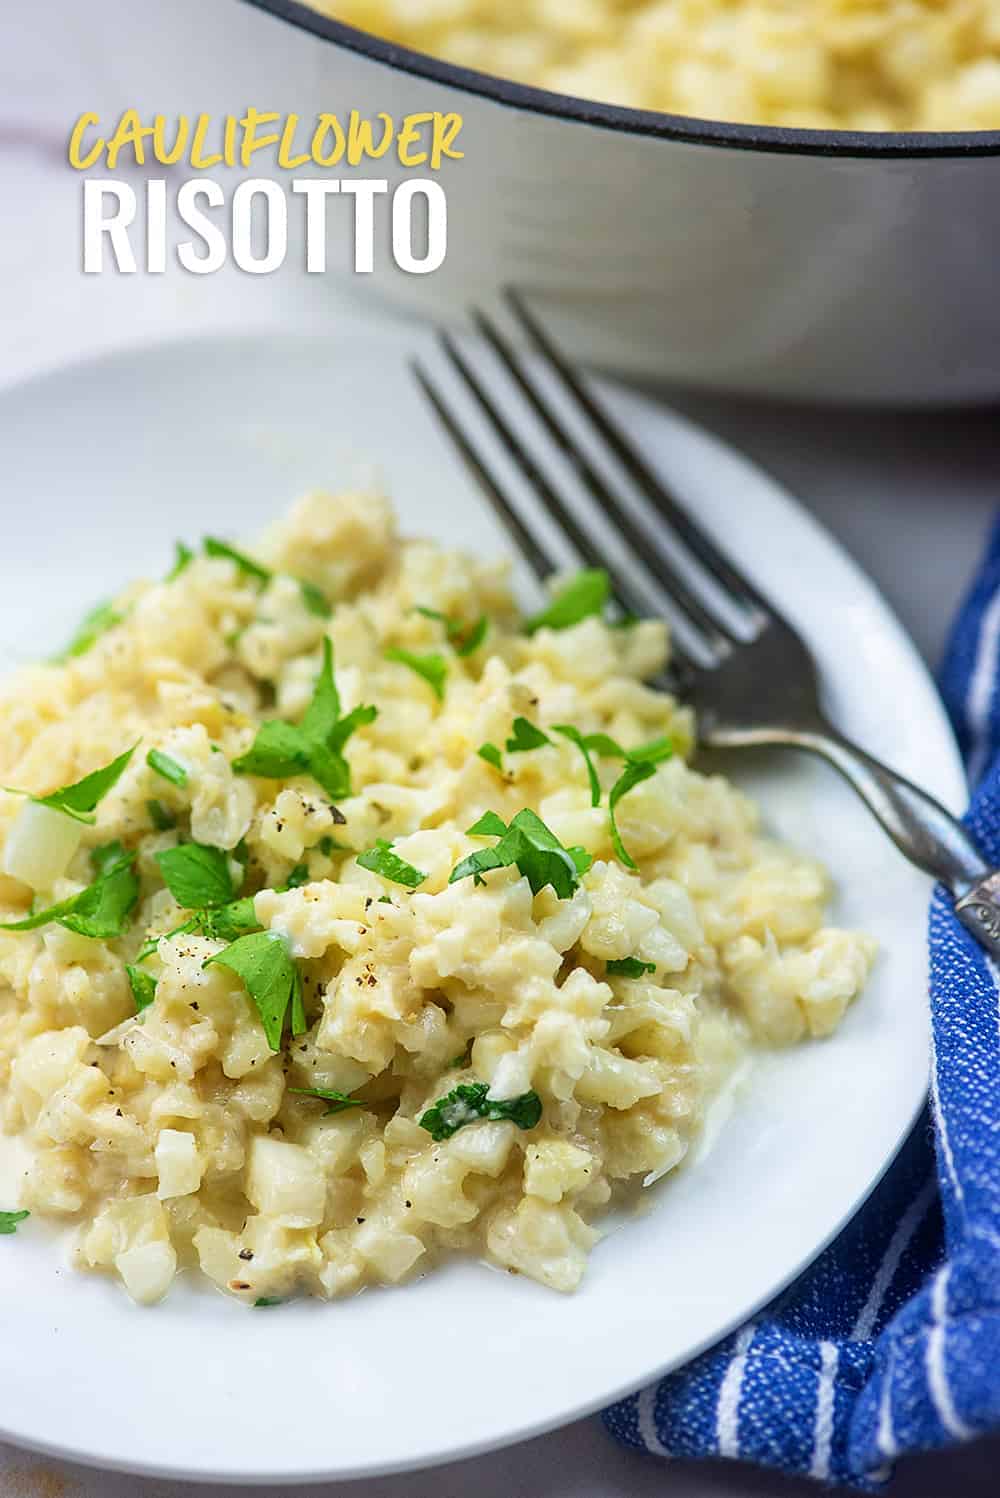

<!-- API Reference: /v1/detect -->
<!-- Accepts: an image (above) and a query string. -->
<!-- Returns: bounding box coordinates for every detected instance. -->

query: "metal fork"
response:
[413,296,999,958]
[412,291,1000,958]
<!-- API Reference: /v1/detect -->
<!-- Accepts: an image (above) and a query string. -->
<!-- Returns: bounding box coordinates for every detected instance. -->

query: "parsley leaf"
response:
[204,537,330,617]
[419,1082,542,1141]
[579,732,627,759]
[477,742,503,773]
[126,963,158,1013]
[449,808,590,899]
[206,930,301,1052]
[552,725,601,806]
[167,542,194,581]
[298,579,331,618]
[255,1297,283,1308]
[146,749,188,788]
[285,863,310,890]
[385,648,448,702]
[505,717,551,753]
[288,1087,363,1116]
[548,728,672,813]
[608,760,657,870]
[233,640,375,800]
[156,843,236,910]
[232,720,311,780]
[198,896,261,943]
[147,799,176,831]
[628,735,673,766]
[0,1210,29,1236]
[525,570,609,635]
[413,606,488,657]
[455,615,488,656]
[17,744,137,826]
[467,810,508,837]
[356,839,426,889]
[2,846,139,938]
[606,957,656,978]
[52,600,123,662]
[300,636,341,742]
[203,536,270,583]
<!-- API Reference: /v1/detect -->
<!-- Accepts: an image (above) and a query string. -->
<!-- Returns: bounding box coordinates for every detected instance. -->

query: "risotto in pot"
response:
[314,0,1000,131]
[0,493,874,1305]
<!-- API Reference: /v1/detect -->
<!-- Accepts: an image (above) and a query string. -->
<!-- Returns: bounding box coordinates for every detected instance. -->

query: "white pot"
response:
[29,0,1000,402]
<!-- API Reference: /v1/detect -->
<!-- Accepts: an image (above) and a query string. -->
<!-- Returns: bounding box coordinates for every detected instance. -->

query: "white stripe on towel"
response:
[809,1340,839,1480]
[852,1175,937,1341]
[716,1324,756,1458]
[877,1343,898,1462]
[930,1029,964,1209]
[927,1266,974,1441]
[637,1384,670,1457]
[966,586,1000,785]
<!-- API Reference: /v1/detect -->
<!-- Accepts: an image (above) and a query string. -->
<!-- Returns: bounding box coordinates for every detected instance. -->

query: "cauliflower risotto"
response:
[315,0,1000,131]
[0,493,874,1306]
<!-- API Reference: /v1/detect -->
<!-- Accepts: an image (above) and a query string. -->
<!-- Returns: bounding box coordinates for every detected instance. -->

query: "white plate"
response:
[0,332,964,1485]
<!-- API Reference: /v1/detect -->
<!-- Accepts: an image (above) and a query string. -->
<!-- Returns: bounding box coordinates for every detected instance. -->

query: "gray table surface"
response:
[1,131,999,1497]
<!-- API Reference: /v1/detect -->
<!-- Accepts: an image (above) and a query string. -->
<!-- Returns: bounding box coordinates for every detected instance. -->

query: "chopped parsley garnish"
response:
[233,639,376,801]
[384,647,448,702]
[525,569,609,635]
[0,1210,29,1236]
[197,896,262,943]
[147,798,176,831]
[454,615,488,656]
[52,600,123,662]
[552,725,601,806]
[155,843,236,911]
[467,810,509,837]
[146,749,188,788]
[288,1087,364,1115]
[206,930,304,1052]
[413,606,488,657]
[545,727,673,834]
[608,760,657,870]
[285,863,310,889]
[298,580,331,618]
[606,957,656,978]
[505,717,551,753]
[167,542,194,581]
[9,744,137,826]
[356,839,426,889]
[254,1297,283,1308]
[419,1082,542,1141]
[233,720,310,780]
[477,742,503,773]
[126,963,158,1013]
[204,537,330,616]
[1,846,138,938]
[203,536,271,583]
[625,736,674,767]
[449,808,590,899]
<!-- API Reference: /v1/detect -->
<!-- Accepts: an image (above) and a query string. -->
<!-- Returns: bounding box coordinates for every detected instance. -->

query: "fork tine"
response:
[414,353,701,685]
[505,288,769,617]
[437,331,714,669]
[412,360,555,583]
[472,308,739,652]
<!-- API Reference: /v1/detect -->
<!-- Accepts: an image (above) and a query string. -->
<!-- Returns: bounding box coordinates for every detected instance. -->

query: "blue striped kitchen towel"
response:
[605,518,1000,1487]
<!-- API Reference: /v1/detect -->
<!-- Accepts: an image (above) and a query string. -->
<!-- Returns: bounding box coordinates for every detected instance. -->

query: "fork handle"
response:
[712,720,1000,956]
